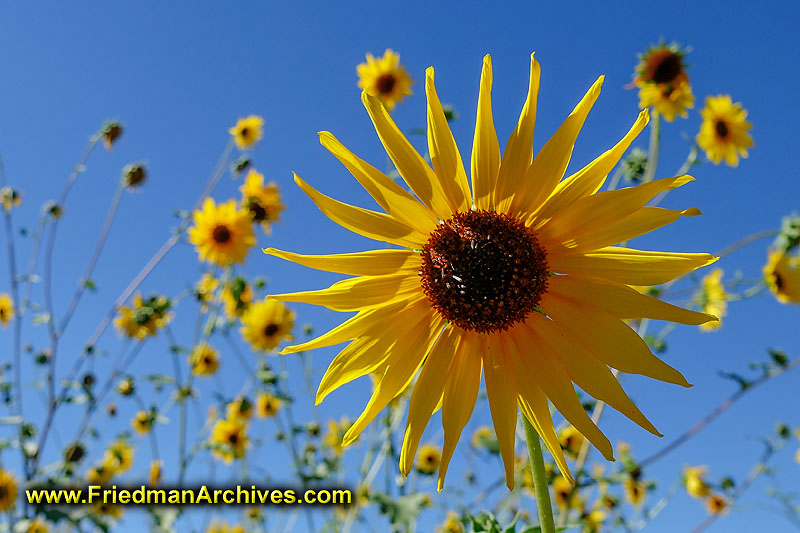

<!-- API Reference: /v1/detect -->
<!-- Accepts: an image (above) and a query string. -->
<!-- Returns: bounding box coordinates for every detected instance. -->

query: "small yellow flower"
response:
[558,425,585,459]
[240,169,285,233]
[1,186,21,211]
[189,343,220,376]
[87,463,115,485]
[229,115,264,150]
[245,506,264,522]
[149,460,163,487]
[26,517,49,533]
[0,293,14,328]
[0,468,18,511]
[471,425,499,453]
[104,439,134,474]
[415,443,441,475]
[684,466,710,499]
[623,478,646,507]
[694,268,726,332]
[188,198,255,267]
[323,417,353,453]
[114,293,171,340]
[117,377,135,396]
[581,508,605,533]
[634,43,689,87]
[357,49,413,111]
[697,95,753,167]
[255,392,281,418]
[226,397,254,421]
[230,525,245,533]
[240,298,294,352]
[553,475,578,509]
[638,80,694,122]
[222,277,253,319]
[210,418,249,464]
[704,493,729,515]
[763,248,800,304]
[438,511,464,533]
[196,273,219,311]
[132,410,154,435]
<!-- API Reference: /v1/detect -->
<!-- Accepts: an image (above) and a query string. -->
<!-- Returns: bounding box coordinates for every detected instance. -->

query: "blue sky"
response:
[1,2,798,532]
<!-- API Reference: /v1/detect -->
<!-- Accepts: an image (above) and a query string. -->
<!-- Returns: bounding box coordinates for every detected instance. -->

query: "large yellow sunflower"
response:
[357,49,413,111]
[696,95,753,167]
[268,54,717,490]
[188,198,255,266]
[763,248,800,304]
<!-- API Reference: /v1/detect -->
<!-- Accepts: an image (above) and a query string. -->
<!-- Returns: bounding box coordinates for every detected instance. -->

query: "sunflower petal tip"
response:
[425,66,434,79]
[683,207,702,217]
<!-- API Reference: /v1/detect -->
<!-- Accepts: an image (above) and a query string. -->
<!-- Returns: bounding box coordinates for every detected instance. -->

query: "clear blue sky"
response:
[1,2,798,532]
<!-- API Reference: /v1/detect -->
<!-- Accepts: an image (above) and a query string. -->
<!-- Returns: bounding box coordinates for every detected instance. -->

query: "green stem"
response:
[523,416,556,533]
[641,109,661,184]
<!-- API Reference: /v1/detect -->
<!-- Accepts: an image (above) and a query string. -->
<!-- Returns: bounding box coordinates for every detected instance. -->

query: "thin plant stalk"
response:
[523,415,556,533]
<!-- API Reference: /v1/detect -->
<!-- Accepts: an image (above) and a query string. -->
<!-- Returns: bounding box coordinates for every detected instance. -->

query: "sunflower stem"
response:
[642,109,661,184]
[523,416,556,533]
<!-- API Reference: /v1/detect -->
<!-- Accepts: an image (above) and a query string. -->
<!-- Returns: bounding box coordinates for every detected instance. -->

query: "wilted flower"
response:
[122,162,147,189]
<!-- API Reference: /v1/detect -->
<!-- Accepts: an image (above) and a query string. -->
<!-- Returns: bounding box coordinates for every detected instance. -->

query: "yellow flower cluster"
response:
[114,293,172,340]
[87,438,135,486]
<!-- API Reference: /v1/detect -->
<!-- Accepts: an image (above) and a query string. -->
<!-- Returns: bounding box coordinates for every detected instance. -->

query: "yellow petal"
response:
[513,323,614,461]
[534,110,649,224]
[482,335,519,490]
[548,246,718,286]
[426,67,472,213]
[317,302,435,404]
[539,175,694,244]
[270,273,421,311]
[495,53,541,214]
[517,391,572,484]
[282,296,423,354]
[342,314,443,446]
[362,92,454,219]
[318,132,439,234]
[265,248,421,277]
[529,311,660,436]
[438,332,483,491]
[541,293,691,387]
[471,55,500,211]
[400,325,460,476]
[548,274,716,325]
[554,206,702,253]
[510,76,604,218]
[294,173,427,248]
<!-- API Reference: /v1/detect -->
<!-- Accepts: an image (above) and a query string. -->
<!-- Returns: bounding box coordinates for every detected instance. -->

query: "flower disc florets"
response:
[420,210,549,334]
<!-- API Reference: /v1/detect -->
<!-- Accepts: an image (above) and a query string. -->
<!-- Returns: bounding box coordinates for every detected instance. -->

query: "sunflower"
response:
[638,80,694,122]
[0,468,18,511]
[195,273,219,311]
[210,418,249,463]
[189,198,255,266]
[438,511,464,533]
[240,169,285,233]
[92,500,123,520]
[558,425,585,459]
[471,425,499,453]
[229,115,264,150]
[131,410,154,435]
[255,392,281,418]
[149,459,163,487]
[763,248,800,304]
[696,95,753,167]
[240,298,294,352]
[623,478,646,507]
[634,43,689,87]
[415,443,442,475]
[268,53,717,490]
[26,517,49,533]
[104,439,134,474]
[87,463,115,485]
[694,268,727,332]
[189,342,220,376]
[222,277,253,319]
[553,475,578,509]
[226,396,254,421]
[0,293,14,327]
[114,293,171,340]
[704,493,728,515]
[323,417,353,453]
[357,49,413,111]
[684,465,710,499]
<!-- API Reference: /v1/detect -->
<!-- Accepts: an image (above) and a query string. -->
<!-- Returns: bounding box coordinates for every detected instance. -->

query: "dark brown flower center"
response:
[212,224,232,244]
[240,127,250,139]
[248,198,267,222]
[651,52,683,84]
[715,120,729,139]
[264,323,279,337]
[774,271,784,290]
[375,73,396,95]
[228,433,239,445]
[420,210,549,334]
